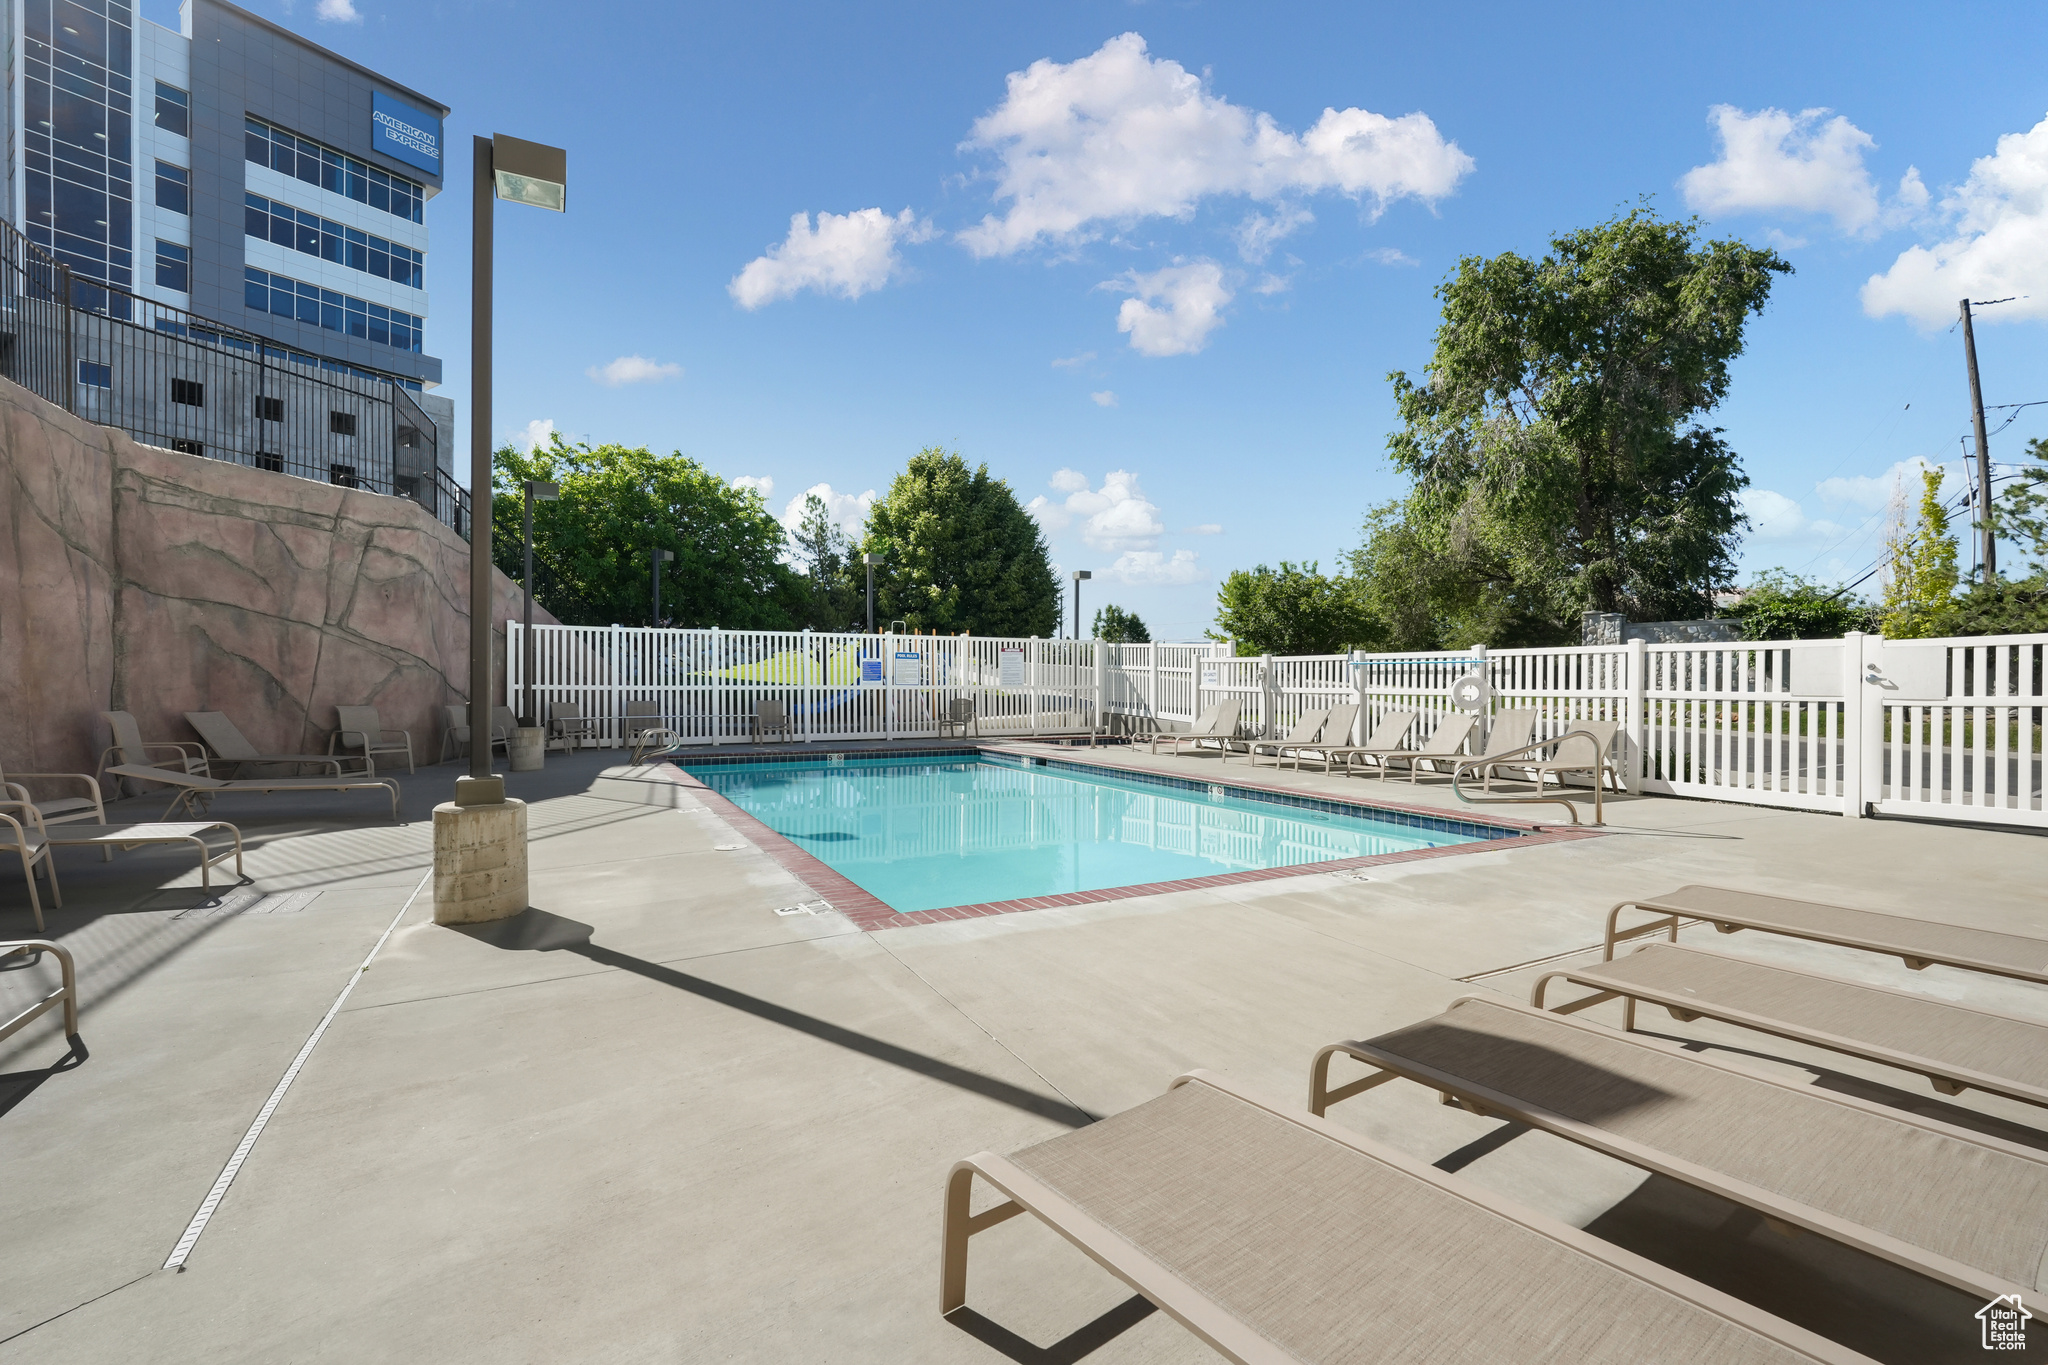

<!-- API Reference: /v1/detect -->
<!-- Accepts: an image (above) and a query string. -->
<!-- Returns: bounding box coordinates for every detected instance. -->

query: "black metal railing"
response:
[0,219,469,539]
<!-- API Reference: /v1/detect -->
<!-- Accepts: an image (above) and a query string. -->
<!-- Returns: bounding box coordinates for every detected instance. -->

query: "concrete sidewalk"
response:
[1,747,2043,1362]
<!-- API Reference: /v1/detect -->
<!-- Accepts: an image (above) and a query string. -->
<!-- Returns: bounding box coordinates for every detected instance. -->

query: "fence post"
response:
[1148,642,1160,722]
[58,264,74,414]
[1094,638,1107,735]
[1258,654,1274,739]
[1624,637,1645,795]
[1350,650,1368,746]
[609,624,623,749]
[1842,630,1869,818]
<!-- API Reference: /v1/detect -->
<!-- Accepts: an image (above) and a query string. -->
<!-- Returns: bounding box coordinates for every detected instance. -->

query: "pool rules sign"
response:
[999,648,1026,690]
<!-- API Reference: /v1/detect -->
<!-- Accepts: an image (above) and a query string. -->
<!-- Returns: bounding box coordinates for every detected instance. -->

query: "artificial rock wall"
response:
[0,374,549,782]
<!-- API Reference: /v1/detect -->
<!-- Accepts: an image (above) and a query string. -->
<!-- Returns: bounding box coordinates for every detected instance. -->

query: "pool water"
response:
[690,754,1495,914]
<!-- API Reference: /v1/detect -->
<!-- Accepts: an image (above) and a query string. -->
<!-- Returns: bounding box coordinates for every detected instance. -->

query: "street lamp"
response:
[652,548,675,626]
[864,552,883,633]
[1071,569,1092,639]
[520,479,559,727]
[463,132,566,805]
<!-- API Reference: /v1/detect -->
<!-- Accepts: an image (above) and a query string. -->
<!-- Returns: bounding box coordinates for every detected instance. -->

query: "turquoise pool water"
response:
[689,754,1497,914]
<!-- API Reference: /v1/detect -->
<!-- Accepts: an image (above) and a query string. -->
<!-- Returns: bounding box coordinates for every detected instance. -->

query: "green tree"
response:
[1988,435,2048,569]
[492,437,801,628]
[1209,561,1381,656]
[1092,604,1151,643]
[1879,467,1959,639]
[1729,570,1874,641]
[788,493,864,631]
[860,448,1060,636]
[1354,206,1788,646]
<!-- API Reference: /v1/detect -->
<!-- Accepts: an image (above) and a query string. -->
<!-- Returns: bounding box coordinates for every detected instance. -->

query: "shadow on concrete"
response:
[455,909,1096,1128]
[0,1031,87,1120]
[1431,1120,1531,1172]
[1583,1172,2036,1363]
[944,1297,1156,1363]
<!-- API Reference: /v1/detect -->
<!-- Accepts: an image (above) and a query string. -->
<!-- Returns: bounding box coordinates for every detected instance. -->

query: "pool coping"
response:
[653,746,1604,932]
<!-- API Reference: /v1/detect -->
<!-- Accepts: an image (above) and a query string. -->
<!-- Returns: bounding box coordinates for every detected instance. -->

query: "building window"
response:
[155,240,189,292]
[171,438,204,456]
[243,268,424,354]
[245,118,424,225]
[78,361,112,389]
[244,194,423,289]
[20,1,135,291]
[156,161,189,215]
[254,452,284,472]
[329,463,359,488]
[171,378,204,407]
[329,410,358,437]
[255,395,284,422]
[155,82,189,137]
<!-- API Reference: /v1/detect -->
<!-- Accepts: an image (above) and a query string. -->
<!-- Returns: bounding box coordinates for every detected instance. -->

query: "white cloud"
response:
[1816,458,1964,512]
[1740,488,1849,542]
[1233,205,1313,263]
[732,475,774,498]
[1027,470,1167,550]
[1680,105,1891,234]
[586,354,682,386]
[1090,390,1118,407]
[1109,261,1232,356]
[1863,113,2048,328]
[1107,549,1205,585]
[956,32,1472,258]
[779,482,876,537]
[1050,351,1096,369]
[729,208,933,308]
[513,418,556,452]
[1252,273,1292,295]
[1186,523,1223,535]
[1363,246,1417,266]
[315,0,361,22]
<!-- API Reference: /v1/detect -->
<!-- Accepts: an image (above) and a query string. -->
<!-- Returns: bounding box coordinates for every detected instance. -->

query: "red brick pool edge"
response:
[646,756,1603,932]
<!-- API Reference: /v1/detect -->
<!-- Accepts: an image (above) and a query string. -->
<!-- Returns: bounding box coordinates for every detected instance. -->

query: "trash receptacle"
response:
[508,725,545,771]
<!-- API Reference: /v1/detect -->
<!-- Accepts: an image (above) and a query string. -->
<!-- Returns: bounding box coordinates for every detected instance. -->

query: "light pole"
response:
[463,132,566,804]
[864,552,883,633]
[1071,569,1091,639]
[652,547,675,626]
[520,478,559,726]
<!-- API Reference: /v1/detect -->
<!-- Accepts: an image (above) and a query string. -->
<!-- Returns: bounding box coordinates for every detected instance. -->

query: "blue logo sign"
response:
[860,659,885,683]
[372,93,441,175]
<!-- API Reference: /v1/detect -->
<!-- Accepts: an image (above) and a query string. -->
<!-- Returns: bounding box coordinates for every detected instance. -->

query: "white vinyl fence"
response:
[510,624,2045,828]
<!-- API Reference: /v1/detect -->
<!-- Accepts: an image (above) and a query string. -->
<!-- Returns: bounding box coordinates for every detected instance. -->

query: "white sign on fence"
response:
[999,648,1026,689]
[891,651,923,686]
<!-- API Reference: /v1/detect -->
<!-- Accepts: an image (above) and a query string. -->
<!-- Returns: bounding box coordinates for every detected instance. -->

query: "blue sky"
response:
[170,1,2048,638]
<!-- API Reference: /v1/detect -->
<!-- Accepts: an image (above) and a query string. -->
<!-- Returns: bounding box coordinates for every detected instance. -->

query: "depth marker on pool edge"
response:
[162,868,431,1271]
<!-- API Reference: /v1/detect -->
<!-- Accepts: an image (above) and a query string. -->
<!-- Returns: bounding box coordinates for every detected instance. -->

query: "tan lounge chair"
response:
[0,803,62,930]
[1533,941,2048,1111]
[623,698,667,754]
[1312,996,2048,1301]
[943,1069,1870,1364]
[0,758,107,830]
[105,763,401,823]
[1270,702,1358,771]
[1238,706,1329,767]
[753,698,794,743]
[1,938,78,1048]
[548,702,597,751]
[1457,707,1537,791]
[98,709,210,787]
[936,697,976,739]
[1325,708,1416,777]
[1605,885,2048,985]
[41,819,244,891]
[439,703,511,762]
[1479,718,1620,793]
[1146,698,1240,757]
[184,711,352,777]
[329,705,413,775]
[1374,710,1477,782]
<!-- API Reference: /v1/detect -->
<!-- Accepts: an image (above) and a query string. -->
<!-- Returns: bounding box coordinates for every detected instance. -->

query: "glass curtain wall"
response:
[20,0,134,300]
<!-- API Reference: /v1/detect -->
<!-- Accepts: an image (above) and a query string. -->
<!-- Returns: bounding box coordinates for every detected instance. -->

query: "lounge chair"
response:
[1324,708,1417,778]
[1604,885,2048,986]
[1238,706,1329,767]
[943,1069,1869,1364]
[329,705,413,775]
[38,819,244,891]
[1146,699,1241,757]
[623,698,666,754]
[753,698,794,743]
[548,702,597,752]
[1459,708,1538,791]
[491,706,520,748]
[184,711,353,777]
[1477,719,1620,793]
[0,803,62,931]
[1533,941,2048,1111]
[104,764,401,823]
[1311,995,2048,1302]
[1374,711,1477,782]
[1,938,78,1048]
[98,709,210,787]
[937,697,976,739]
[1269,702,1358,771]
[439,703,510,763]
[0,759,107,829]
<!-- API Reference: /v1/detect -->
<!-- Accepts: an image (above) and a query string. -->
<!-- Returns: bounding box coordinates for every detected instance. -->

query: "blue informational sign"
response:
[372,92,442,175]
[860,658,885,684]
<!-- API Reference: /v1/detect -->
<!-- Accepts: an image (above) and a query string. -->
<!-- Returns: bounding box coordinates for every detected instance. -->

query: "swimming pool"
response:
[686,753,1509,914]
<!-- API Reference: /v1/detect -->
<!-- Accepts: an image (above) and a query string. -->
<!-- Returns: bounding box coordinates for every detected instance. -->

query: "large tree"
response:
[492,437,801,628]
[1355,207,1788,646]
[1210,561,1381,656]
[787,492,865,631]
[861,448,1060,636]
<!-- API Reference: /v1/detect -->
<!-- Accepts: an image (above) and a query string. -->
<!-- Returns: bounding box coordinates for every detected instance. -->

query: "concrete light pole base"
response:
[432,789,529,925]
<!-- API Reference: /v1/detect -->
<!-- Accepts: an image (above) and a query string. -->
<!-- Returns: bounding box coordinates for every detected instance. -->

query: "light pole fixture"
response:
[520,478,559,727]
[652,548,675,626]
[1071,569,1092,640]
[864,552,883,633]
[464,132,566,804]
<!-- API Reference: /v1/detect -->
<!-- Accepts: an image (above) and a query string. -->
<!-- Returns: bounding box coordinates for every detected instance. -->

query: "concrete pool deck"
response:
[1,743,2044,1362]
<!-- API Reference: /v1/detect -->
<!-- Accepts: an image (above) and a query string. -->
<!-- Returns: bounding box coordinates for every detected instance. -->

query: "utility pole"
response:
[1959,298,1995,583]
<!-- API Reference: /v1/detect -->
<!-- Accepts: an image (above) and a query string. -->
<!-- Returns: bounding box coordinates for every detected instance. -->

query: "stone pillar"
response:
[433,777,529,924]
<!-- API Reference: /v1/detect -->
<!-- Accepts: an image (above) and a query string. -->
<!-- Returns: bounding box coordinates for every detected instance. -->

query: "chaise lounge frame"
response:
[105,764,401,823]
